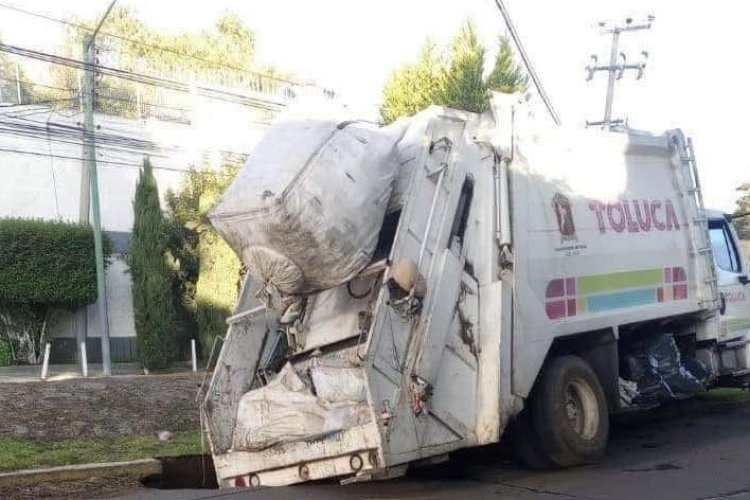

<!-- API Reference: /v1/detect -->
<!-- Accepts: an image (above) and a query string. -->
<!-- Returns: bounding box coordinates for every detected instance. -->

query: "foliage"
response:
[441,21,488,113]
[0,37,44,105]
[0,304,51,365]
[381,20,529,123]
[0,218,111,364]
[380,41,446,125]
[48,7,284,120]
[0,430,202,471]
[166,163,242,359]
[0,219,110,307]
[486,36,529,94]
[0,339,11,367]
[128,158,178,370]
[734,183,750,239]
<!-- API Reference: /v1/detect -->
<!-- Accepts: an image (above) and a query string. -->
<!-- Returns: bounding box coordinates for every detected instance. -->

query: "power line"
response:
[46,134,61,220]
[0,76,76,94]
[0,111,254,160]
[0,2,313,90]
[0,42,287,112]
[0,144,205,172]
[0,98,76,108]
[0,116,249,169]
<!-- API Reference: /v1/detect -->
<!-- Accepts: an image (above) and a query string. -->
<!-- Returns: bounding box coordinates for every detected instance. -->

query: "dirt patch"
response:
[0,475,142,500]
[0,373,203,439]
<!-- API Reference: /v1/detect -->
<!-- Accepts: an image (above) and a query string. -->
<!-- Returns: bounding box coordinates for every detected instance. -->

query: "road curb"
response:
[0,458,161,489]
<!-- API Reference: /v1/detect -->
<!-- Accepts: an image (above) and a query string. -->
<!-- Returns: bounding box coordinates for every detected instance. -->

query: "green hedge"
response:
[0,218,112,309]
[0,339,11,367]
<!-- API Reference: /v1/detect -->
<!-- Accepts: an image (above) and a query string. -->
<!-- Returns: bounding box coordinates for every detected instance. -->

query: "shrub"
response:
[0,219,111,308]
[0,338,11,367]
[0,218,111,364]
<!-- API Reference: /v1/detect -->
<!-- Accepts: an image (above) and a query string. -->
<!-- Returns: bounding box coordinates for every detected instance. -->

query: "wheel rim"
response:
[564,378,599,440]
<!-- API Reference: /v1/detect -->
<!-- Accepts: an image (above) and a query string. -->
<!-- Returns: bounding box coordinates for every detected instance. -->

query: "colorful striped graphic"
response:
[545,267,688,320]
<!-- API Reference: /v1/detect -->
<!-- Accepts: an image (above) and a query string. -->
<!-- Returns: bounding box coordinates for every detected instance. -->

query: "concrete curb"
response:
[0,458,161,489]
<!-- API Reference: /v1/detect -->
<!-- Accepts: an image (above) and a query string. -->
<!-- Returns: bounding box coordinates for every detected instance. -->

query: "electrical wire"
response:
[0,144,204,172]
[0,43,288,112]
[0,112,253,164]
[46,130,61,220]
[0,76,76,94]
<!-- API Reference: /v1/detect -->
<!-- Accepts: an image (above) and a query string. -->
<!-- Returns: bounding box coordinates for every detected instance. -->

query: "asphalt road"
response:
[118,398,750,500]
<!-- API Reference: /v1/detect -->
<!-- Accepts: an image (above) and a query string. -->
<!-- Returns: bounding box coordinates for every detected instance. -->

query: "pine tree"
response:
[128,157,177,370]
[486,36,529,94]
[381,41,446,124]
[381,19,529,123]
[441,20,488,113]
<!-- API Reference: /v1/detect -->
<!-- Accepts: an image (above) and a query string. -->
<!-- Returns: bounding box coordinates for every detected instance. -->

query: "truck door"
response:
[708,216,750,342]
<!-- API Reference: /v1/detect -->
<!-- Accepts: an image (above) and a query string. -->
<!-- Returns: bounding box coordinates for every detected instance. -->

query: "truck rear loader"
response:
[201,95,750,488]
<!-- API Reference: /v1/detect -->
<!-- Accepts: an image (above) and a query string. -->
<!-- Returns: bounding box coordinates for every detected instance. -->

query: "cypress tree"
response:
[129,157,177,370]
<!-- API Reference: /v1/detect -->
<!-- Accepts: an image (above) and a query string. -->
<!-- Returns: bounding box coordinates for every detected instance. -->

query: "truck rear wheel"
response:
[510,410,554,470]
[530,355,609,467]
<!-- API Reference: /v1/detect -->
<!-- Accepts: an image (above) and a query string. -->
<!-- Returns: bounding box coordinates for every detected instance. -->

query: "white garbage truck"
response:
[201,95,750,487]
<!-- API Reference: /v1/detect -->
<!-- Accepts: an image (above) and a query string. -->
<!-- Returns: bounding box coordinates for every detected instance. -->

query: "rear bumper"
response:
[212,423,384,488]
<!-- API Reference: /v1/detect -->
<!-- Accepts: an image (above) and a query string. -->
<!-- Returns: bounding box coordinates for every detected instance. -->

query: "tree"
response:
[128,157,177,370]
[0,37,44,105]
[49,7,285,120]
[166,162,243,359]
[441,21,488,113]
[734,183,750,239]
[486,36,529,94]
[380,41,446,125]
[381,20,529,123]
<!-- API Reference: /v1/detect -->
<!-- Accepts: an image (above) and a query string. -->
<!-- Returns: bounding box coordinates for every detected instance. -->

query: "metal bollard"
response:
[80,342,88,378]
[191,339,198,373]
[40,342,51,380]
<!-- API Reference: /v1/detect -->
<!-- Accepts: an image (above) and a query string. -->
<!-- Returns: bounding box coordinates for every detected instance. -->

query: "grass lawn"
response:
[0,430,203,472]
[697,387,750,402]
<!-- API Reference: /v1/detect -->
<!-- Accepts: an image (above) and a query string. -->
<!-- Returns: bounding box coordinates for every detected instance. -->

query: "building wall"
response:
[0,103,276,363]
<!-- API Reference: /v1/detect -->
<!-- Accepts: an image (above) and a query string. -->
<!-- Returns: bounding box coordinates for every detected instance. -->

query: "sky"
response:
[0,0,747,211]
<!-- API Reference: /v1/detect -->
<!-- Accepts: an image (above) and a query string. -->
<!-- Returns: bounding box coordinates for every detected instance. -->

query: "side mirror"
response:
[739,275,749,285]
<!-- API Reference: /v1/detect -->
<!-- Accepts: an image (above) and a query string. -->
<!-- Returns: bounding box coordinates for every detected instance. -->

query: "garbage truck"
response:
[200,94,750,487]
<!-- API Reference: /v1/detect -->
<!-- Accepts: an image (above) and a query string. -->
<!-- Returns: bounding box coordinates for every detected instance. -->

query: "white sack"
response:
[210,119,405,295]
[310,365,367,403]
[232,363,370,451]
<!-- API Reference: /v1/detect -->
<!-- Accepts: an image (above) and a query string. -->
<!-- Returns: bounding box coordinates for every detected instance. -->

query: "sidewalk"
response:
[0,362,197,383]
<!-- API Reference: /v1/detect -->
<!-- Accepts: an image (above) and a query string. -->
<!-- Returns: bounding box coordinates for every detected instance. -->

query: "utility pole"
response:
[585,15,653,129]
[14,61,21,104]
[81,0,117,375]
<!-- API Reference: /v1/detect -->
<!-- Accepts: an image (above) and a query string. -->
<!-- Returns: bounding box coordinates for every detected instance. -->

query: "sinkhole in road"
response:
[141,455,218,490]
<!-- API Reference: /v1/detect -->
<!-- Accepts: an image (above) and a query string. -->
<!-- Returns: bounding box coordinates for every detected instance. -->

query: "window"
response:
[709,219,741,273]
[448,177,474,254]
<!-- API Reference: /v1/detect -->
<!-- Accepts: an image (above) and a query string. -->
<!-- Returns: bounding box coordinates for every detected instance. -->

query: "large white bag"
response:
[210,119,403,296]
[232,363,370,451]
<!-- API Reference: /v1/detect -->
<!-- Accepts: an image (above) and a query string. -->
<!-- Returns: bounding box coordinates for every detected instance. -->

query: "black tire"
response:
[510,410,554,470]
[530,355,609,467]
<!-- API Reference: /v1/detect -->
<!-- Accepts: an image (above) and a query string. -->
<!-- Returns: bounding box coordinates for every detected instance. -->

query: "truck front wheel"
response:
[530,355,609,467]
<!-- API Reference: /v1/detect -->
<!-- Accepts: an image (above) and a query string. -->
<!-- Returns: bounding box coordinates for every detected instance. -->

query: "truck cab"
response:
[706,210,750,382]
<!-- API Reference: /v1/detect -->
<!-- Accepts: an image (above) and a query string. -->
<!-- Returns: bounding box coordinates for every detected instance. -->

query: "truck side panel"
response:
[510,130,708,398]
